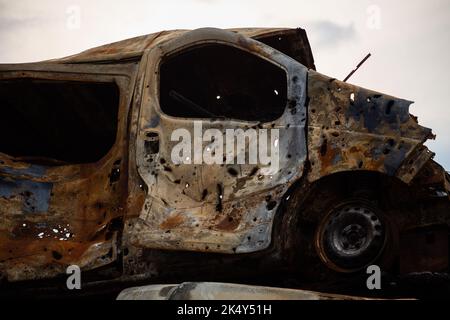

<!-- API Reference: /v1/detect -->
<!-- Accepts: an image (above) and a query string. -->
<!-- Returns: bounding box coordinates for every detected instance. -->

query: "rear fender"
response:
[306,71,435,184]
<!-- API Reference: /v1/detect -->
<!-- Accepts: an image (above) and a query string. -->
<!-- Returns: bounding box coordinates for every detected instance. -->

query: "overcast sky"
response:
[1,0,449,168]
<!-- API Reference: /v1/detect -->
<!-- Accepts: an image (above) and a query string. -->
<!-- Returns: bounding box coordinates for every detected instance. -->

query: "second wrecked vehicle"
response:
[0,27,449,294]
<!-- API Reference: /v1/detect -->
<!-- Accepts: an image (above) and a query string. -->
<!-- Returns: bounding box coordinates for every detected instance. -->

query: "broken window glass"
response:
[160,44,287,122]
[0,78,120,165]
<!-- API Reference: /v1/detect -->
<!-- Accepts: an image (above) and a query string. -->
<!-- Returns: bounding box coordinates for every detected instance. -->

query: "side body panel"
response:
[0,63,138,281]
[306,71,434,184]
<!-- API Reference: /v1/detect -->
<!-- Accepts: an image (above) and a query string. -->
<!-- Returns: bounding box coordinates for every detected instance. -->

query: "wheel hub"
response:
[341,224,366,250]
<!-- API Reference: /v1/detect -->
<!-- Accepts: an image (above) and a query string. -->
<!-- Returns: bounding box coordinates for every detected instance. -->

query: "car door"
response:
[0,62,137,282]
[130,28,308,254]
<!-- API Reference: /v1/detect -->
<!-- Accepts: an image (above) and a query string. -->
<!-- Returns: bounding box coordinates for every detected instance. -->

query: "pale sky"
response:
[1,0,449,168]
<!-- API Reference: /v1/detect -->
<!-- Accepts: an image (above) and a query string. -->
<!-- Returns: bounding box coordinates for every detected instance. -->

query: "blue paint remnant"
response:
[0,177,52,213]
[0,164,47,178]
[383,144,408,176]
[345,92,410,134]
[148,115,160,128]
[332,153,342,166]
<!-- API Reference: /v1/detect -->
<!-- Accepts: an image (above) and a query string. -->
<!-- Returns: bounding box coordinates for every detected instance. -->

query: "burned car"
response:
[0,27,449,295]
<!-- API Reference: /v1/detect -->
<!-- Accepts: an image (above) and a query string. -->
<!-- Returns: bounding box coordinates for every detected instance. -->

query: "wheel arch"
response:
[270,170,406,258]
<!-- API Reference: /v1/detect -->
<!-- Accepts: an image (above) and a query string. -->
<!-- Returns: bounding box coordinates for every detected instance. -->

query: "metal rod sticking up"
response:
[343,53,372,82]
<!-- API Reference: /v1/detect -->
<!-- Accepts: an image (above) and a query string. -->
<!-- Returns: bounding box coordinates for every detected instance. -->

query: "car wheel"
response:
[315,200,387,273]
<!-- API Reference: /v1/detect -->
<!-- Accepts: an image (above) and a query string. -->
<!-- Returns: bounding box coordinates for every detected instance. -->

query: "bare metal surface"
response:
[116,282,377,300]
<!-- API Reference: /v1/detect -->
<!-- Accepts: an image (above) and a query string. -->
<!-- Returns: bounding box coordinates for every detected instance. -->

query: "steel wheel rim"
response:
[316,202,386,272]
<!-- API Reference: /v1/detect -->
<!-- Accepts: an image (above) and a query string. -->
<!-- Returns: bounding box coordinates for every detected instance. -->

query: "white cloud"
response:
[309,21,358,49]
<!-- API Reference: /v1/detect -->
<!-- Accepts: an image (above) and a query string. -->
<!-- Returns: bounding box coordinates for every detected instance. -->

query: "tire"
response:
[314,199,387,273]
[288,174,397,285]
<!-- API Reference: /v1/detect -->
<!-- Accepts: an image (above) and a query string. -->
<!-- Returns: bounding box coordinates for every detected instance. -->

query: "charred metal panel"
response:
[400,225,449,274]
[54,28,315,66]
[306,71,434,184]
[254,28,316,70]
[0,63,137,282]
[412,159,450,199]
[129,28,309,254]
[0,158,124,281]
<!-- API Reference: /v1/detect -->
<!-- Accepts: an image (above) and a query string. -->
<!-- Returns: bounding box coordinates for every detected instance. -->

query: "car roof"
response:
[50,27,315,69]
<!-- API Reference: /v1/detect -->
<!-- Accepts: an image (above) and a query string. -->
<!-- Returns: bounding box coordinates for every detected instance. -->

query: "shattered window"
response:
[160,43,287,122]
[0,78,120,165]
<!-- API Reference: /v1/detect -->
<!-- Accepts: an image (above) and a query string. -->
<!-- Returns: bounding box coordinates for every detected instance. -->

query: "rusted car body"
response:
[0,27,449,292]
